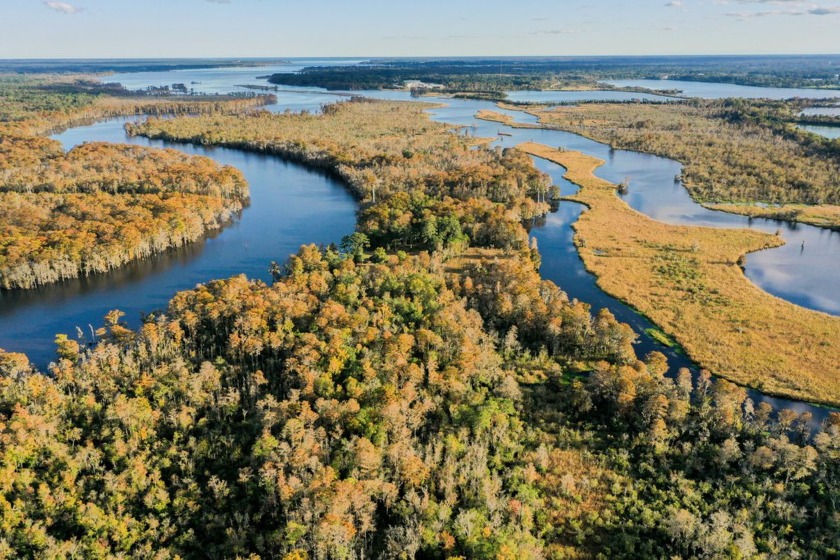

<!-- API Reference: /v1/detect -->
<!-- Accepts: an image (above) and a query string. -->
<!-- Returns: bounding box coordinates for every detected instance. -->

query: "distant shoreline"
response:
[0,58,292,75]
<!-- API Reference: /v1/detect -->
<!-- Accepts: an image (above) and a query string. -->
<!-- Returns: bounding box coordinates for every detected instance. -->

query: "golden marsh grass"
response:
[519,142,840,406]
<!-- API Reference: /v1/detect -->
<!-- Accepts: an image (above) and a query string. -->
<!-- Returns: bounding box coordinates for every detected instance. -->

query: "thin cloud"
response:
[725,2,840,17]
[533,28,582,35]
[665,1,688,13]
[714,0,810,4]
[43,1,81,13]
[809,6,840,13]
[726,9,800,17]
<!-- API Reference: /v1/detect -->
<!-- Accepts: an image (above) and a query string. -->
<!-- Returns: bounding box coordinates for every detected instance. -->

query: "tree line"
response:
[1,243,838,558]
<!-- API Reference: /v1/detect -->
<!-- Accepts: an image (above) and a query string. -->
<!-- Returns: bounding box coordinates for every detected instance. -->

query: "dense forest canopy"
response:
[1,73,840,558]
[126,98,840,405]
[266,55,840,92]
[0,141,248,289]
[127,98,552,214]
[2,245,839,558]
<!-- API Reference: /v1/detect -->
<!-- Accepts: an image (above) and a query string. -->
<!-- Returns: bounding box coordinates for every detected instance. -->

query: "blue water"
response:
[799,124,840,139]
[801,106,840,117]
[606,79,840,100]
[0,118,356,364]
[384,93,840,317]
[104,59,367,95]
[505,90,676,103]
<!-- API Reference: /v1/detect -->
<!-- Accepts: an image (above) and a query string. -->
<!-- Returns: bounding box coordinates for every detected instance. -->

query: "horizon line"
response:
[2,53,840,62]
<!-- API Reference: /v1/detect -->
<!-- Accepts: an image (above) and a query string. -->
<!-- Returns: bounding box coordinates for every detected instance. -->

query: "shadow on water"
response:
[0,231,214,318]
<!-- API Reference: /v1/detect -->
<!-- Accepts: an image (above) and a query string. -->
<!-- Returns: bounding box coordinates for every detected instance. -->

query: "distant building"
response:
[404,80,445,90]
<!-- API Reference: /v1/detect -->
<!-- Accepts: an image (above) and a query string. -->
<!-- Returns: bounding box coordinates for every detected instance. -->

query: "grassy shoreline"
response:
[519,142,840,407]
[703,202,840,231]
[128,100,840,405]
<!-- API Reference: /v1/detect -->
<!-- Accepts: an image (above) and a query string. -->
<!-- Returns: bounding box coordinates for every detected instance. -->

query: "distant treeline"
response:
[268,62,566,92]
[0,58,290,74]
[796,114,840,127]
[267,55,840,92]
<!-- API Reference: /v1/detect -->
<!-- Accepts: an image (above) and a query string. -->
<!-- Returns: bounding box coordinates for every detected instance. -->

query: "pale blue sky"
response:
[1,0,838,58]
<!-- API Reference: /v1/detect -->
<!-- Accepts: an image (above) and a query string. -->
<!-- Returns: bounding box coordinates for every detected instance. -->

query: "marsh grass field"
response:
[703,202,840,230]
[520,142,840,406]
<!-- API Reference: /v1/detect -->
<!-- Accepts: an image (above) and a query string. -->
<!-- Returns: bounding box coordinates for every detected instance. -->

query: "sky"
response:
[1,0,839,58]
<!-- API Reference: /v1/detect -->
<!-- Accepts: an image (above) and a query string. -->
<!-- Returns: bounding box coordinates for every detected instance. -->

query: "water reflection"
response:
[607,79,840,100]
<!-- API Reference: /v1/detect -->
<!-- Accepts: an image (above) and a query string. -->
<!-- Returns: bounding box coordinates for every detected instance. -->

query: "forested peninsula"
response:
[0,76,271,289]
[266,56,840,94]
[128,98,840,406]
[127,99,553,219]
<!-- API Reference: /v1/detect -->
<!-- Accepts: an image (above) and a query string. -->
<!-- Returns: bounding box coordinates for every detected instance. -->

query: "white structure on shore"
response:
[404,80,445,90]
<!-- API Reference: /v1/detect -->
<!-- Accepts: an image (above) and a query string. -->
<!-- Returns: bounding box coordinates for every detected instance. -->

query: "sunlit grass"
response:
[520,142,840,406]
[704,202,840,230]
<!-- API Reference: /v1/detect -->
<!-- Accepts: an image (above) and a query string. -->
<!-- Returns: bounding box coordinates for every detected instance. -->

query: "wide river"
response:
[607,79,840,100]
[0,65,836,421]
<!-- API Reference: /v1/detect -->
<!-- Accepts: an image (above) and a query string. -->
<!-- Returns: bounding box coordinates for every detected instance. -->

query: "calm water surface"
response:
[523,158,824,419]
[505,90,676,103]
[607,79,840,100]
[393,93,840,316]
[105,58,366,95]
[0,118,356,365]
[799,124,840,139]
[801,106,840,117]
